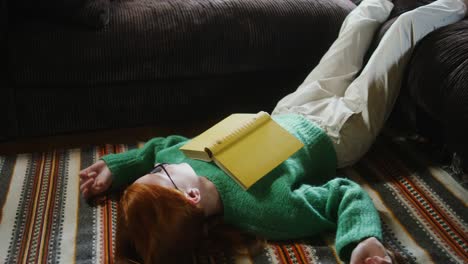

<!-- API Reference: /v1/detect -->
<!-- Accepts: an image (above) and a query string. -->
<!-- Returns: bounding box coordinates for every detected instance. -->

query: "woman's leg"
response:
[337,0,467,167]
[301,0,394,88]
[273,0,394,116]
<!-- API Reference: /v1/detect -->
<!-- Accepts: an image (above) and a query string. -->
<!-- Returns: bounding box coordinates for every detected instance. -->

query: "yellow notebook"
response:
[179,111,304,189]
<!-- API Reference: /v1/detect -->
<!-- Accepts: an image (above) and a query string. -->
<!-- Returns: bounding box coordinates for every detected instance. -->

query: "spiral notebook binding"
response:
[206,111,270,156]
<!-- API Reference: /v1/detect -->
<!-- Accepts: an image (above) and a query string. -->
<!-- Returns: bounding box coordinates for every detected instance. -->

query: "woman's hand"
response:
[79,160,113,199]
[350,237,392,264]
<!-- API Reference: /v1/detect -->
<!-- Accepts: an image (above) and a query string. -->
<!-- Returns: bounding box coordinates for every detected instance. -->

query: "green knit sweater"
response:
[101,114,382,261]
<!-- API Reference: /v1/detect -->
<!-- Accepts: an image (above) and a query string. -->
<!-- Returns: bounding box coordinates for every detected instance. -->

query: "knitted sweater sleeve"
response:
[301,177,382,261]
[101,135,188,190]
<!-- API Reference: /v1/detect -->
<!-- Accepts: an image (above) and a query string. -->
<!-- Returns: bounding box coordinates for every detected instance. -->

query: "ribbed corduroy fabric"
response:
[358,0,468,167]
[9,0,354,85]
[9,0,110,28]
[5,0,355,139]
[405,19,468,164]
[9,71,303,138]
[101,114,382,262]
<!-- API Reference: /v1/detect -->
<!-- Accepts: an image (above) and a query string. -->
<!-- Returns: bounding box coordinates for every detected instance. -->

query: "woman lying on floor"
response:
[79,0,467,263]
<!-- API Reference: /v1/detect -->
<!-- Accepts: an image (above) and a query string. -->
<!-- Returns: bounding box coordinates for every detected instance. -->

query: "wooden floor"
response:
[0,119,220,155]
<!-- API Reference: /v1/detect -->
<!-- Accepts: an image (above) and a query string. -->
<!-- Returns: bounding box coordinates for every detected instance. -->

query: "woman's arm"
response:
[302,178,383,262]
[80,135,189,198]
[100,135,188,190]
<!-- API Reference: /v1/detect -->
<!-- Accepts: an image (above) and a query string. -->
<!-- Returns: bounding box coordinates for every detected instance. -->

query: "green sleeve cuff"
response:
[100,137,166,190]
[101,151,152,190]
[100,136,190,190]
[335,189,383,261]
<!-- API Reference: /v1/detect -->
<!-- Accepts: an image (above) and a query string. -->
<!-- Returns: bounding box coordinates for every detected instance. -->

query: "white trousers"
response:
[272,0,467,168]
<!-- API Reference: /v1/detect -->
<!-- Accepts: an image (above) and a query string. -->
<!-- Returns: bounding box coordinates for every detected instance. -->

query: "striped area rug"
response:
[0,135,467,264]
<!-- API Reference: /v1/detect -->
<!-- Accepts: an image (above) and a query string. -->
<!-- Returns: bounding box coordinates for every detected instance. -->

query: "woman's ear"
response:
[185,188,201,205]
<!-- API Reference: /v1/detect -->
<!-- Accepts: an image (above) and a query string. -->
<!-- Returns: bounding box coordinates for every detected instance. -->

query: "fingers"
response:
[79,160,109,199]
[79,160,104,178]
[80,178,94,192]
[79,171,97,182]
[80,177,95,190]
[80,178,94,199]
[365,256,392,264]
[79,169,88,179]
[79,168,93,180]
[79,164,94,177]
[80,172,98,196]
[80,172,106,199]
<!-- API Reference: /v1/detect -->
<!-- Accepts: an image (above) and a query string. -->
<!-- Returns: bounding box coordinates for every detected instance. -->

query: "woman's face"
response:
[134,163,199,191]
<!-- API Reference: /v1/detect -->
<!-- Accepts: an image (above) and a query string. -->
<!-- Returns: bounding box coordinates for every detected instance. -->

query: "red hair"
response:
[116,183,265,263]
[116,183,205,263]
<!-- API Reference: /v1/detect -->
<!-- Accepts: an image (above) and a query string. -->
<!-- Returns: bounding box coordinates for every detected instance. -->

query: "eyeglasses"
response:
[150,163,179,191]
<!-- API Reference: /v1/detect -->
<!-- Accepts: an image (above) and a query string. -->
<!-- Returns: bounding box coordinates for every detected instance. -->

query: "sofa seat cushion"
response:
[8,0,354,86]
[405,19,468,163]
[9,0,110,28]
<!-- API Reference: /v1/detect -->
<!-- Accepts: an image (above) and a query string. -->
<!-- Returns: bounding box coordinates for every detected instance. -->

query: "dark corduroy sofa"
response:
[4,0,468,170]
[2,0,355,140]
[376,0,468,169]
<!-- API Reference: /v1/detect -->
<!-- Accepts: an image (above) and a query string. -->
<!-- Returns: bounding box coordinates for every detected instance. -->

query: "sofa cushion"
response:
[8,0,354,86]
[405,19,468,163]
[8,0,110,28]
[361,0,468,164]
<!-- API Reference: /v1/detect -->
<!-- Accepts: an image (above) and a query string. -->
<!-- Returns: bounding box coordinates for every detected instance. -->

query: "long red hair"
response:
[116,183,205,263]
[116,183,265,263]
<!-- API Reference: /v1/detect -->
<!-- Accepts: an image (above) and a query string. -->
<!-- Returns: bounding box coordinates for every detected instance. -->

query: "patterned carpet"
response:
[0,135,467,264]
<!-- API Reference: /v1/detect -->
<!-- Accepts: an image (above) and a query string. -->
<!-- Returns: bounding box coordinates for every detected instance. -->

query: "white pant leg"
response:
[272,0,394,162]
[337,0,467,167]
[273,0,393,116]
[300,0,394,88]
